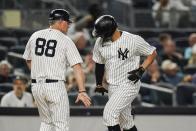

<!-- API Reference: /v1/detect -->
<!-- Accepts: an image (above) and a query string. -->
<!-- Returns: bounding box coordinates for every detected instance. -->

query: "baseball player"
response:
[92,15,157,131]
[23,9,91,131]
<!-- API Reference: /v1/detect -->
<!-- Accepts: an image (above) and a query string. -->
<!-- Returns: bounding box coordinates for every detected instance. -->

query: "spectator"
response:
[159,33,172,45]
[161,60,183,85]
[0,60,14,83]
[71,32,88,55]
[188,44,196,65]
[0,76,34,107]
[192,73,196,84]
[82,52,95,83]
[66,71,77,92]
[67,15,91,41]
[68,3,103,38]
[141,60,161,84]
[184,33,196,59]
[152,0,189,27]
[161,39,184,66]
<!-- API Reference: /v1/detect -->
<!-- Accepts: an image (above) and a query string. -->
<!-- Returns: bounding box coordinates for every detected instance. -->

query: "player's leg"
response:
[103,87,138,131]
[119,86,139,131]
[31,84,54,131]
[119,104,138,131]
[46,82,70,131]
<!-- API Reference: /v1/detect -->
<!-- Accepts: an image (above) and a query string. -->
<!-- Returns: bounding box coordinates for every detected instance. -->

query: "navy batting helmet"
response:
[49,9,72,23]
[92,15,117,39]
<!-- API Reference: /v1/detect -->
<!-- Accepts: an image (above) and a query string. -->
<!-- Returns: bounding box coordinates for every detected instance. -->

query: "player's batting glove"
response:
[128,67,145,84]
[95,85,108,96]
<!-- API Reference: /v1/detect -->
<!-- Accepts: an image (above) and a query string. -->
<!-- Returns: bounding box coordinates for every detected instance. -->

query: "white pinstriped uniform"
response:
[23,28,83,131]
[93,31,156,129]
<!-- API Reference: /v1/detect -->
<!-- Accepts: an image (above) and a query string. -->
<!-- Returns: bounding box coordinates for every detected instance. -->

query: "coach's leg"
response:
[47,82,70,131]
[31,84,54,131]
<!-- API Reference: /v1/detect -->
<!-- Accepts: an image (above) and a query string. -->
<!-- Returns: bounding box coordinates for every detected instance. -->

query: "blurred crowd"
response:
[152,0,196,27]
[0,1,196,108]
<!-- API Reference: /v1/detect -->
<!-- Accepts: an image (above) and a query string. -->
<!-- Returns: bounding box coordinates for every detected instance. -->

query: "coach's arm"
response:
[72,63,91,107]
[26,60,31,70]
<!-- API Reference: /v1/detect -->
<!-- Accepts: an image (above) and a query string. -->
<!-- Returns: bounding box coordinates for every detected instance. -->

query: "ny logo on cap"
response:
[118,48,129,60]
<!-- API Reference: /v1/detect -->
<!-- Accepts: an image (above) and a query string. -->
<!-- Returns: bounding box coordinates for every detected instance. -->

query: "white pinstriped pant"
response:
[103,82,140,129]
[31,81,69,131]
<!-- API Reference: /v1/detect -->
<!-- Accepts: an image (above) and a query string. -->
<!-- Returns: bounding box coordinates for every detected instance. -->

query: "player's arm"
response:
[94,63,108,95]
[141,50,157,70]
[95,63,105,85]
[128,35,157,83]
[92,39,108,95]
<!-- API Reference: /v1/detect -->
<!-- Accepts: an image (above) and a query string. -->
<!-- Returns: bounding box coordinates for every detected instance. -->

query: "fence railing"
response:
[0,8,196,31]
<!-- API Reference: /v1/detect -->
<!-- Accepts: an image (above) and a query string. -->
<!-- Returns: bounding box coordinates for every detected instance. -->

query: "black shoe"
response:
[123,125,137,131]
[108,124,121,131]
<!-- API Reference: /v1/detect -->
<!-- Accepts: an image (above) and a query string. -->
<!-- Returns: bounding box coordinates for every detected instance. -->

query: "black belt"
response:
[31,79,59,83]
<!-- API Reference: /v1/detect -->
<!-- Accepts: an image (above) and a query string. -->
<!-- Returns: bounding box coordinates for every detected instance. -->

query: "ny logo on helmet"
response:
[118,48,129,60]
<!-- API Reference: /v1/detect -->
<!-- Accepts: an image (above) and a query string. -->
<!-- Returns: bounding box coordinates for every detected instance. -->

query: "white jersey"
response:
[0,91,34,107]
[23,28,83,80]
[93,31,156,86]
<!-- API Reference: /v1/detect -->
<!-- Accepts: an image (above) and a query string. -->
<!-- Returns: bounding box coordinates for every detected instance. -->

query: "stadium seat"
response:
[7,52,26,68]
[0,28,12,37]
[193,92,196,105]
[0,46,8,61]
[176,83,196,106]
[0,83,13,93]
[175,37,189,48]
[91,94,108,106]
[19,37,29,45]
[10,28,33,39]
[9,45,25,54]
[183,65,196,75]
[0,92,5,101]
[140,85,173,106]
[0,37,18,49]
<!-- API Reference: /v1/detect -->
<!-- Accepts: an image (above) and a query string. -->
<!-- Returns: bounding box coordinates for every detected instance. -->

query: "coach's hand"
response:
[75,92,91,107]
[128,67,145,84]
[95,85,108,95]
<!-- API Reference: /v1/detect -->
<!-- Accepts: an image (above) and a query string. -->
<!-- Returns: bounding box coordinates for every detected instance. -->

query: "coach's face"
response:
[60,20,70,33]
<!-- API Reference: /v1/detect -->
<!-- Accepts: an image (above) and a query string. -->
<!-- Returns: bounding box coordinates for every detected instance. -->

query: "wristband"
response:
[79,90,86,93]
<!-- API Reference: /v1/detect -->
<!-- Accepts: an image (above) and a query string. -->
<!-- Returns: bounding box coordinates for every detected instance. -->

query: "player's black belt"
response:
[31,79,59,83]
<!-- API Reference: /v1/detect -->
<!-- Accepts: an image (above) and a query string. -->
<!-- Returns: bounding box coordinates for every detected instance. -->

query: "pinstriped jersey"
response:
[93,31,156,85]
[23,28,83,80]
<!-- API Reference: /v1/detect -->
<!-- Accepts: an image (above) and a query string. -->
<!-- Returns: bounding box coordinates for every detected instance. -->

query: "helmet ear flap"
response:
[92,28,98,37]
[92,15,117,39]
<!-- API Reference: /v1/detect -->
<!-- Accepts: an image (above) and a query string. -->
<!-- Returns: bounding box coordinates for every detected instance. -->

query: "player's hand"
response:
[75,92,91,107]
[94,85,108,95]
[128,67,145,84]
